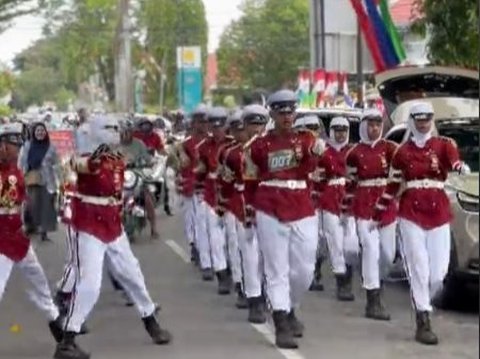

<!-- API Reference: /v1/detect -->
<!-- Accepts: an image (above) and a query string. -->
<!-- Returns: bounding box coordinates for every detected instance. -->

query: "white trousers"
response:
[205,205,228,272]
[224,212,243,284]
[256,211,318,311]
[322,211,359,274]
[182,196,196,246]
[193,194,212,269]
[357,219,397,290]
[237,224,263,298]
[399,219,450,312]
[165,167,180,214]
[0,247,59,321]
[65,231,156,333]
[57,226,78,293]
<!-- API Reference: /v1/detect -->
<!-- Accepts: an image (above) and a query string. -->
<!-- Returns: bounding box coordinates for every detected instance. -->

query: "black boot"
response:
[272,311,298,349]
[247,297,267,324]
[415,311,439,345]
[142,315,172,345]
[53,332,90,359]
[365,289,391,321]
[49,316,64,343]
[235,283,248,309]
[309,257,324,291]
[202,267,214,281]
[287,310,305,338]
[216,270,231,295]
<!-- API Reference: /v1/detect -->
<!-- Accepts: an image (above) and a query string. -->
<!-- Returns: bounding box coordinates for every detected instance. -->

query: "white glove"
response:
[459,163,471,175]
[312,138,326,156]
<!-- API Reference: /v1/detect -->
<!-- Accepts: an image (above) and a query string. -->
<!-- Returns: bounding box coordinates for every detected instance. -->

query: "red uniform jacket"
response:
[0,163,30,262]
[177,134,203,197]
[317,144,353,216]
[377,137,460,230]
[345,140,398,226]
[218,142,247,222]
[249,130,319,222]
[197,135,235,208]
[133,131,164,152]
[71,155,125,243]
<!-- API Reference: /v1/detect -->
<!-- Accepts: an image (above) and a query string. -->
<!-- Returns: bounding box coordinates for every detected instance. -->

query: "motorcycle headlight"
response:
[124,170,138,190]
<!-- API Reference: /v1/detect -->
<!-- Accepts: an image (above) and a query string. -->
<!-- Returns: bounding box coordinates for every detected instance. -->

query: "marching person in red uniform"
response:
[54,116,171,359]
[218,104,269,323]
[196,107,235,294]
[345,109,398,321]
[0,123,64,347]
[176,106,209,265]
[295,115,328,292]
[248,90,325,349]
[374,102,470,345]
[217,109,247,309]
[318,116,358,301]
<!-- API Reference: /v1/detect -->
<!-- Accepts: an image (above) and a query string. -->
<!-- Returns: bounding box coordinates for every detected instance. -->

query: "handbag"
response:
[25,170,42,186]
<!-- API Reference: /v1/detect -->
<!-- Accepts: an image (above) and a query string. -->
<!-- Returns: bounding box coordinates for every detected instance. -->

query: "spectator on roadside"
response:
[19,122,60,242]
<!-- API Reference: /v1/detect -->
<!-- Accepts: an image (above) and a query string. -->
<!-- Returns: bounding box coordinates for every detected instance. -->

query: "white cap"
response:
[330,116,349,129]
[293,117,304,128]
[362,108,383,121]
[192,103,209,117]
[0,123,23,136]
[226,109,244,128]
[410,102,434,117]
[208,106,229,119]
[303,115,320,127]
[242,104,269,120]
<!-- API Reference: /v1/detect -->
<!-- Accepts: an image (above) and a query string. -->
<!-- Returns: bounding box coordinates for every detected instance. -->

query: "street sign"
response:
[177,46,203,114]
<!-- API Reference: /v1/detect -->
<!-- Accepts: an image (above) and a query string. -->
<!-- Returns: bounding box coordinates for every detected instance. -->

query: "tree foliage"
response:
[138,0,208,107]
[217,0,309,91]
[12,0,118,109]
[0,0,44,32]
[413,0,479,69]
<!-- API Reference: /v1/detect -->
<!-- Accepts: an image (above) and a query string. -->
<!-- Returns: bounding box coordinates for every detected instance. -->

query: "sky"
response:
[0,0,243,66]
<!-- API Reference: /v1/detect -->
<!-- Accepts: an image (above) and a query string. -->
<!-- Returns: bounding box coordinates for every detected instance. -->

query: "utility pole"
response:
[318,0,326,69]
[114,0,132,112]
[159,53,167,113]
[356,20,364,107]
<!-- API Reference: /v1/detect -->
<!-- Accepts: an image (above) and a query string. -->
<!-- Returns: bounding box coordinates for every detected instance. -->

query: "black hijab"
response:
[27,122,50,170]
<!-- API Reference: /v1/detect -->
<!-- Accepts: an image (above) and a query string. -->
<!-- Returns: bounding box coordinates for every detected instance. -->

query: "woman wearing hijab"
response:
[344,109,398,321]
[374,102,470,345]
[19,122,60,241]
[317,116,359,301]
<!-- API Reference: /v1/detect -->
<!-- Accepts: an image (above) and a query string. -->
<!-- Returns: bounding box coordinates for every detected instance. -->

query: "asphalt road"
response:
[0,212,478,359]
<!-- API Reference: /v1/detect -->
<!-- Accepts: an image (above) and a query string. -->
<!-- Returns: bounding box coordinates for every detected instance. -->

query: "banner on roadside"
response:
[49,130,75,160]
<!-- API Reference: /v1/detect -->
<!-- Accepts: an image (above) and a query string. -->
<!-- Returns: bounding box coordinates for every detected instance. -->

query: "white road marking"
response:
[165,239,190,263]
[165,238,308,359]
[251,323,307,359]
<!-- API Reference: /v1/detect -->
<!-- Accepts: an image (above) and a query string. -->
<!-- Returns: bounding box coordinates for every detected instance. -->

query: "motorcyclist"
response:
[120,121,159,240]
[133,117,167,156]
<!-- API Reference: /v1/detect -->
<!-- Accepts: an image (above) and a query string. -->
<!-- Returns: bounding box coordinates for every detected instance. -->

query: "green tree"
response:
[217,0,309,91]
[0,0,44,32]
[138,0,208,107]
[413,0,479,69]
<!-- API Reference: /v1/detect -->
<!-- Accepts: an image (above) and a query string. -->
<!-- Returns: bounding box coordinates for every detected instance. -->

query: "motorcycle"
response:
[123,155,166,242]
